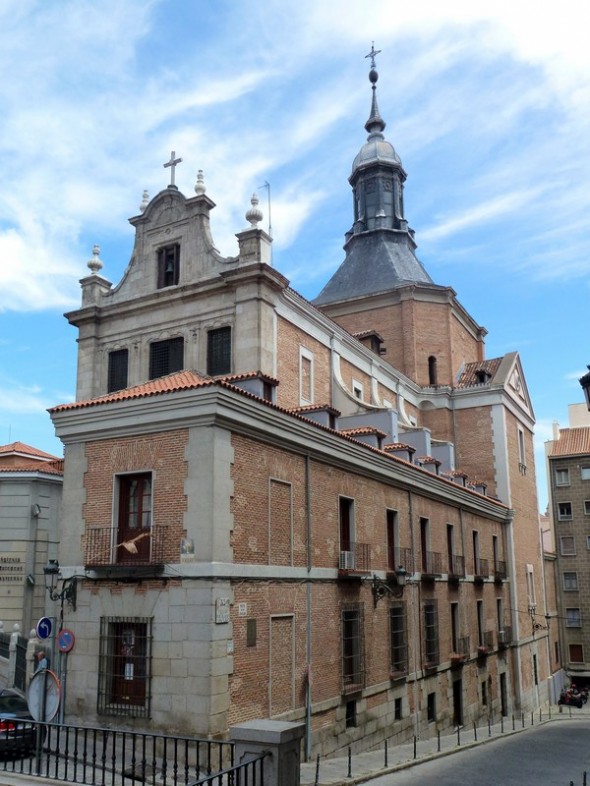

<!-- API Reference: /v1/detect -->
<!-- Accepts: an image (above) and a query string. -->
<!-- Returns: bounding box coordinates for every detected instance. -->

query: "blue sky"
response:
[1,0,588,511]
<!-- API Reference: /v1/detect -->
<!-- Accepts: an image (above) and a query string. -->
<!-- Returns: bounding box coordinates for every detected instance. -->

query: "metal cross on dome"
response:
[365,42,382,68]
[163,151,183,187]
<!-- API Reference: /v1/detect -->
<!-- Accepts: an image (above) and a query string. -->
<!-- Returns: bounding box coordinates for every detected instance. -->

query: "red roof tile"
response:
[455,358,502,389]
[548,427,590,457]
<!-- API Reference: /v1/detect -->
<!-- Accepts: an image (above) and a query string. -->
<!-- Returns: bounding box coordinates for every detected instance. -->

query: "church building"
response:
[49,54,548,757]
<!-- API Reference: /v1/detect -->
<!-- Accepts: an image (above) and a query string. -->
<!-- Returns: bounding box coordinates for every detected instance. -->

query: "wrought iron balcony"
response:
[474,557,489,582]
[84,526,171,573]
[450,635,470,667]
[498,626,513,649]
[448,554,465,584]
[494,560,507,582]
[338,542,371,576]
[420,550,442,581]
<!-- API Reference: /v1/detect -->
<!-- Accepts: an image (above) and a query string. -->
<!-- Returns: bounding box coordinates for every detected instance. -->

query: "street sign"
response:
[57,628,75,653]
[36,616,52,640]
[27,669,61,722]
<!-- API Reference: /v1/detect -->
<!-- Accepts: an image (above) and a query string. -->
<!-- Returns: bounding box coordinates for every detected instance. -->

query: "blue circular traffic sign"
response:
[36,617,52,640]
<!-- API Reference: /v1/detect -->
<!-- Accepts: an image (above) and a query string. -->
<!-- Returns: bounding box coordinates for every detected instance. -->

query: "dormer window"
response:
[157,244,180,288]
[475,369,491,384]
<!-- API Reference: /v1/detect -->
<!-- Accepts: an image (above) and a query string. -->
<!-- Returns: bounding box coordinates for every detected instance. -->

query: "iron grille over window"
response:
[207,327,231,376]
[389,602,407,674]
[97,617,152,718]
[108,349,129,393]
[341,603,365,693]
[149,337,184,379]
[157,244,180,288]
[424,601,439,666]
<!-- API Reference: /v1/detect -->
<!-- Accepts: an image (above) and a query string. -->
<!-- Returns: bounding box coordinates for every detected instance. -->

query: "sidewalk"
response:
[299,704,587,785]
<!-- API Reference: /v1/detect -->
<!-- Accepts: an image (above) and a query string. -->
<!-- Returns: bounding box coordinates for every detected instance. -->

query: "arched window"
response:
[428,355,437,385]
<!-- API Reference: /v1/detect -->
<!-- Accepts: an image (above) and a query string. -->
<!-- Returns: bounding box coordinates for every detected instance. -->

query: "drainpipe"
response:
[305,454,312,761]
[408,489,420,739]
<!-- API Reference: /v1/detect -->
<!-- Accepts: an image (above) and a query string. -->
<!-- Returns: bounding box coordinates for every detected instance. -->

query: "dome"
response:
[352,136,401,174]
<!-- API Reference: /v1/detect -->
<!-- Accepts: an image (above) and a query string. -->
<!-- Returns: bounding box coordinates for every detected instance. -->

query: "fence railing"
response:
[1,721,234,786]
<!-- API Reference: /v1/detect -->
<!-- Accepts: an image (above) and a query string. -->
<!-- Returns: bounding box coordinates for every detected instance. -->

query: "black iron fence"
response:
[1,721,235,786]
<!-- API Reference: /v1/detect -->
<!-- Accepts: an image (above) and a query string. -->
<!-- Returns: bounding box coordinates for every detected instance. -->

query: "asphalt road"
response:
[365,719,590,786]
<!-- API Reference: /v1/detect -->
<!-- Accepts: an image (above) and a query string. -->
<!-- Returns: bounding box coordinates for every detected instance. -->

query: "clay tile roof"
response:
[417,456,441,465]
[50,370,282,413]
[353,330,384,341]
[340,426,387,438]
[455,358,502,389]
[289,404,341,416]
[0,442,60,460]
[548,427,590,457]
[384,443,416,453]
[450,469,469,478]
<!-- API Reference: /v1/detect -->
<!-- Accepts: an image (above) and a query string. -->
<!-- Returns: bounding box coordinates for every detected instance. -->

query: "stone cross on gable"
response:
[163,151,183,187]
[365,42,382,69]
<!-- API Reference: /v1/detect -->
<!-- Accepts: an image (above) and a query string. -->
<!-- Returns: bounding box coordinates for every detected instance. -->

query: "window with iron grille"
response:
[207,326,231,376]
[108,349,129,393]
[341,603,364,692]
[157,243,180,288]
[149,336,184,379]
[423,601,439,666]
[97,617,152,718]
[389,602,407,674]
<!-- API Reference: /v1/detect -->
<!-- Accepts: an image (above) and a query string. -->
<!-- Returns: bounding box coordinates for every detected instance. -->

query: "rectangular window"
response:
[496,597,503,631]
[97,616,152,718]
[558,502,573,521]
[427,692,436,722]
[481,680,488,706]
[299,348,314,404]
[207,327,232,376]
[423,601,439,666]
[447,524,455,573]
[473,530,480,575]
[477,599,484,646]
[517,427,526,470]
[352,380,364,400]
[157,243,180,288]
[526,563,536,610]
[386,509,398,572]
[585,501,590,516]
[339,497,354,559]
[389,603,407,675]
[570,644,584,663]
[342,603,364,692]
[394,697,402,720]
[582,466,590,481]
[555,468,570,486]
[246,619,257,647]
[566,608,581,627]
[345,700,357,728]
[117,473,152,564]
[564,572,578,591]
[108,349,129,393]
[450,602,459,652]
[561,536,575,555]
[149,336,184,379]
[420,517,430,573]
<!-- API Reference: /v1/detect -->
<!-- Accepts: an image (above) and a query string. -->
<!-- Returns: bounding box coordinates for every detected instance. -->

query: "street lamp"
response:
[43,559,77,611]
[579,366,590,410]
[371,565,408,606]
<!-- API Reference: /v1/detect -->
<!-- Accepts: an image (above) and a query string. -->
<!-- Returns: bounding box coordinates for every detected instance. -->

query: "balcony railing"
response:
[474,557,489,582]
[450,635,470,666]
[478,630,495,656]
[421,550,442,579]
[494,560,507,582]
[387,546,413,576]
[448,554,465,582]
[338,542,371,574]
[85,526,172,569]
[498,626,513,649]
